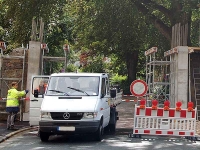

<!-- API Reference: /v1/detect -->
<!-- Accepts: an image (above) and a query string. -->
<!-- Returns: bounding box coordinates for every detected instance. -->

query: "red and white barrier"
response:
[122,94,135,102]
[133,100,197,138]
[122,94,133,96]
[0,97,30,101]
[122,99,137,102]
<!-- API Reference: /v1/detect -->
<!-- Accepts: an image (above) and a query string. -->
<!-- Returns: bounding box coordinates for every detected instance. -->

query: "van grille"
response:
[50,112,83,120]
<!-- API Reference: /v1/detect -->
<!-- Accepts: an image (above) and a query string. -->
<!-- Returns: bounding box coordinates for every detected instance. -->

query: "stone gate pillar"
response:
[172,46,188,108]
[23,41,41,121]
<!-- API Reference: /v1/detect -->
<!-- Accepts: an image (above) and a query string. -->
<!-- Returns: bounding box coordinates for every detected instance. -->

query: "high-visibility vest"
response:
[6,88,26,107]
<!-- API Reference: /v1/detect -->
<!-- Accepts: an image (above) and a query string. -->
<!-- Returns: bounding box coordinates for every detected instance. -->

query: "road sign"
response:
[130,79,147,97]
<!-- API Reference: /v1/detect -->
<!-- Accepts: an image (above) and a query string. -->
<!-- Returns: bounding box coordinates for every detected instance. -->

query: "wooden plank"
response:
[175,23,178,47]
[188,47,200,53]
[181,25,183,46]
[186,23,188,45]
[1,55,25,59]
[171,25,175,48]
[184,23,188,46]
[43,56,66,62]
[0,78,22,80]
[178,23,181,46]
[188,47,200,50]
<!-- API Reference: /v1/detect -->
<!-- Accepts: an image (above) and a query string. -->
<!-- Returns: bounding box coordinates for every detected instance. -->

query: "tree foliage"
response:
[66,0,150,83]
[0,0,66,45]
[0,0,199,83]
[131,0,199,46]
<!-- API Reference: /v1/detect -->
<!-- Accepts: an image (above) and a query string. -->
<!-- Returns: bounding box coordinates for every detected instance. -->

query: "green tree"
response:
[131,0,199,46]
[1,0,66,45]
[67,0,149,83]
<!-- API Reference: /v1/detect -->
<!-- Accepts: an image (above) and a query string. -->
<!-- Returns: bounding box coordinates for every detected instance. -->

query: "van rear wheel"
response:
[109,123,116,134]
[39,131,50,142]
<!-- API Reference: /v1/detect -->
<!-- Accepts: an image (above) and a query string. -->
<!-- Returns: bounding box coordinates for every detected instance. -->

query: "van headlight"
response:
[41,111,52,119]
[82,112,97,119]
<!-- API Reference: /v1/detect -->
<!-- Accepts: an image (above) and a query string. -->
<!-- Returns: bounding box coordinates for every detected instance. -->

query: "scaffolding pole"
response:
[145,47,175,107]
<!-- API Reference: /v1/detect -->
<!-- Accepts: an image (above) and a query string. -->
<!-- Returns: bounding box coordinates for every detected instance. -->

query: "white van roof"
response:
[50,72,108,77]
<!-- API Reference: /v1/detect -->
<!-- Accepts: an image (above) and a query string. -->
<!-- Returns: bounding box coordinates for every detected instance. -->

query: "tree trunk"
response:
[125,50,139,83]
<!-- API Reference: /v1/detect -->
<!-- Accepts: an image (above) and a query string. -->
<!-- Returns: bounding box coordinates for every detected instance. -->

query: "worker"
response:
[37,80,47,94]
[6,82,29,130]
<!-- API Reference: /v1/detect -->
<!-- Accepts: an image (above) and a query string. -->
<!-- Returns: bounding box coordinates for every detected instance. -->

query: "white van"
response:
[32,73,118,142]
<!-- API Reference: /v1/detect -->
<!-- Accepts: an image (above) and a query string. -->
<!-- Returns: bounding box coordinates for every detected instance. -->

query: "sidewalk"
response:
[0,121,37,143]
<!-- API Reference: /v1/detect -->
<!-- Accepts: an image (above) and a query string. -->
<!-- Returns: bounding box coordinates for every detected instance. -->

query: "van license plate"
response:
[58,126,75,131]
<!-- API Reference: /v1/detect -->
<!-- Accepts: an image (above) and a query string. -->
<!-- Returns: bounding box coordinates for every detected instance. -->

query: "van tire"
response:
[104,125,110,133]
[39,131,50,142]
[109,120,116,134]
[94,119,103,141]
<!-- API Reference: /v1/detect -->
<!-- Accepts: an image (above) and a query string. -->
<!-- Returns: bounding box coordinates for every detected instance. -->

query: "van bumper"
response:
[39,120,100,134]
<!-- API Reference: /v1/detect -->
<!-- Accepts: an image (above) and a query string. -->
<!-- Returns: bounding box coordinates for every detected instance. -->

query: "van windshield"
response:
[46,76,100,96]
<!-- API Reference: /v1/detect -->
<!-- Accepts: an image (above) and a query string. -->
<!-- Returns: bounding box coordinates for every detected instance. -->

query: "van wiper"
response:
[48,89,69,96]
[67,87,90,96]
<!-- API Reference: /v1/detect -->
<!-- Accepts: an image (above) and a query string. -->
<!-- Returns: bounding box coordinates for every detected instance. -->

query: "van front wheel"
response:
[39,131,50,142]
[94,121,104,141]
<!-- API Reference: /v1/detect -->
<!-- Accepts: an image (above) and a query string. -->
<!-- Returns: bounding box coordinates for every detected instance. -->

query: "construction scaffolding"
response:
[145,47,176,107]
[0,42,67,121]
[40,43,68,75]
[189,47,200,120]
[0,49,27,96]
[0,42,27,121]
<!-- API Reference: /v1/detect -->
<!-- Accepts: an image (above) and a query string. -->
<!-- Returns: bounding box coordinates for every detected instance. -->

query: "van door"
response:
[101,77,110,127]
[29,75,49,126]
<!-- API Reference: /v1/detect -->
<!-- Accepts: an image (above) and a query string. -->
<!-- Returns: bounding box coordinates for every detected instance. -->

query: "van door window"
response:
[101,78,106,96]
[32,77,49,95]
[106,78,109,95]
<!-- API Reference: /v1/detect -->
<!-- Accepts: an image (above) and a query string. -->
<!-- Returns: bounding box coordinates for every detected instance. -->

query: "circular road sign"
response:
[130,79,148,97]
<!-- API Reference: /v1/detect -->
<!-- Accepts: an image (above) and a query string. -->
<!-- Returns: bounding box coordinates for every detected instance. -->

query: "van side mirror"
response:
[34,89,39,98]
[110,89,116,98]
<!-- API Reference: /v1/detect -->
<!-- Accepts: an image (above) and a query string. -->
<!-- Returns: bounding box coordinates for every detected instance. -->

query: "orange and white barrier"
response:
[122,99,137,102]
[122,94,136,102]
[132,99,197,138]
[122,94,134,97]
[0,97,30,101]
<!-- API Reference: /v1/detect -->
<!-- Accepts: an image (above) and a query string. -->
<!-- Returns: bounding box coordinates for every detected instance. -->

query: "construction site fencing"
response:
[129,99,197,141]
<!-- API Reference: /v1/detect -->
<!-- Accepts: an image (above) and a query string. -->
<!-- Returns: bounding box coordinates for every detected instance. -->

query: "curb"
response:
[0,126,38,143]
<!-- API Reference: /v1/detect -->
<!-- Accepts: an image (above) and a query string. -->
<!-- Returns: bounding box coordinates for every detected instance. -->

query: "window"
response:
[32,77,49,95]
[101,78,106,96]
[46,76,100,96]
[106,78,109,95]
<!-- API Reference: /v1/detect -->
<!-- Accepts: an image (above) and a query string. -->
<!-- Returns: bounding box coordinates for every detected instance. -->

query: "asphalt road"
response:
[0,102,200,150]
[0,130,200,150]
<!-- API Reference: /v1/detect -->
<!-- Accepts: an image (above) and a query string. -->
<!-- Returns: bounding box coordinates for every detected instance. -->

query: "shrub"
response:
[110,74,127,85]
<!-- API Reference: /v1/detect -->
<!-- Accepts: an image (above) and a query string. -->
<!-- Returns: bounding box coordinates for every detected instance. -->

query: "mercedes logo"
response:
[63,112,70,119]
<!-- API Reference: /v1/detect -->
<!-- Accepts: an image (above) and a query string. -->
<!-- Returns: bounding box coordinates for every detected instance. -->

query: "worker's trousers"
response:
[7,112,17,128]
